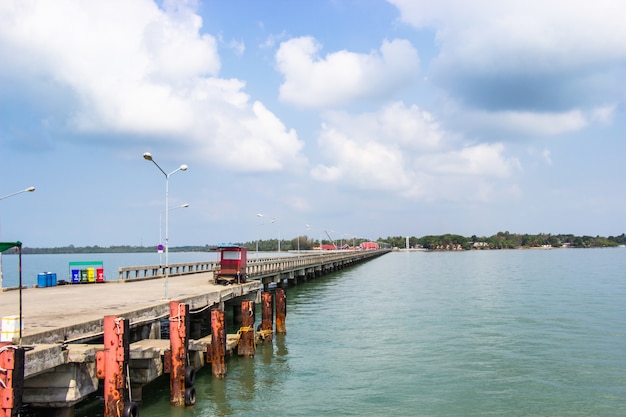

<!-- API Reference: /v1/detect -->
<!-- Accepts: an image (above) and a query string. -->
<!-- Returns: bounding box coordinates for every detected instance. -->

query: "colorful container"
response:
[69,261,104,284]
[1,315,22,342]
[48,272,57,287]
[87,267,95,283]
[37,272,48,288]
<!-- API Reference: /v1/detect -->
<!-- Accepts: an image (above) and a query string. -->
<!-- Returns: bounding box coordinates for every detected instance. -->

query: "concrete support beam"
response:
[23,362,97,407]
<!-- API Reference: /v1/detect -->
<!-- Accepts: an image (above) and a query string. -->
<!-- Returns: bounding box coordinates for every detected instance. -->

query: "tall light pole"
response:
[257,213,280,252]
[256,216,275,257]
[298,224,312,254]
[160,203,189,265]
[143,152,187,300]
[0,186,35,289]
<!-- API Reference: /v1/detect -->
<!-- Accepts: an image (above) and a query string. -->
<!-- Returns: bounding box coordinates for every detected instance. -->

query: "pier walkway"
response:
[0,249,389,416]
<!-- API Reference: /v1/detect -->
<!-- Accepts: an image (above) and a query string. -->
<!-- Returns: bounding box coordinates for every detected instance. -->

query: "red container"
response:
[96,267,105,283]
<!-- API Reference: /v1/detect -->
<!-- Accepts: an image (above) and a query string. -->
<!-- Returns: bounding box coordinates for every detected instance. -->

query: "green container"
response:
[80,269,88,283]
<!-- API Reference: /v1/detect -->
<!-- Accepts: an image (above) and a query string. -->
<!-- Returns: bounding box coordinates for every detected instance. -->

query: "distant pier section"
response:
[118,249,388,287]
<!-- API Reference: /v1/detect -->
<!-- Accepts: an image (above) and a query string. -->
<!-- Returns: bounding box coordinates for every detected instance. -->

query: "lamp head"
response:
[143,152,153,161]
[180,164,188,171]
[26,187,35,192]
[182,203,190,208]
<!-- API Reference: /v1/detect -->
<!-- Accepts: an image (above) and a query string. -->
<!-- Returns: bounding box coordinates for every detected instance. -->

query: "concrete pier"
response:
[0,249,390,414]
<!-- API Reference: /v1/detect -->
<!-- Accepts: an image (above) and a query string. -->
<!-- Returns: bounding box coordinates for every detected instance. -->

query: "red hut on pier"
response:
[214,244,247,285]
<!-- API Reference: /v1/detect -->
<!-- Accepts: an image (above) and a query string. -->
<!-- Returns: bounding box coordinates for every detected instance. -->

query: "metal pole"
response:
[160,204,188,267]
[0,186,35,289]
[143,153,187,300]
[165,173,169,300]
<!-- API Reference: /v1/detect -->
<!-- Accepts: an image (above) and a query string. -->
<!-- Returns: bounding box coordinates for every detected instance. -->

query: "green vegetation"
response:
[3,233,624,254]
[384,232,626,250]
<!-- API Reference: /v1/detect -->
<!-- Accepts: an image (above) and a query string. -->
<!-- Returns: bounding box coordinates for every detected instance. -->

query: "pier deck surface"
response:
[0,272,259,343]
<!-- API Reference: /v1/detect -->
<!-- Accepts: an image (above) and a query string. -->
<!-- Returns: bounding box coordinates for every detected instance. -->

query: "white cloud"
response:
[389,0,626,65]
[260,31,287,49]
[388,0,626,131]
[465,109,588,137]
[276,36,419,107]
[217,33,245,56]
[590,105,615,125]
[0,0,303,172]
[311,102,521,201]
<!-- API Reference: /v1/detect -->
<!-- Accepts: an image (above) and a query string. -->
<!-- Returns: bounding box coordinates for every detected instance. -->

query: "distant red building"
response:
[360,241,379,250]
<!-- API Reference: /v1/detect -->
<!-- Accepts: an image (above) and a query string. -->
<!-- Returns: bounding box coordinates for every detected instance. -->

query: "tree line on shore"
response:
[397,232,626,250]
[4,232,624,254]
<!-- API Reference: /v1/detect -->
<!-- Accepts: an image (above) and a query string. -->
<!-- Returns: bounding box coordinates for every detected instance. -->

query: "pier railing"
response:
[118,250,389,282]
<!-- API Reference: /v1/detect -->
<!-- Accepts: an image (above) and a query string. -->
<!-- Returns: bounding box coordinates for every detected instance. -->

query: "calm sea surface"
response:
[7,248,626,416]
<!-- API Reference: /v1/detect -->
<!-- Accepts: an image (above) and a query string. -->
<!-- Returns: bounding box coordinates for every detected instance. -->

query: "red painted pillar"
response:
[259,292,274,342]
[169,301,195,407]
[0,343,24,417]
[97,316,137,417]
[276,287,287,335]
[210,309,227,378]
[237,300,255,357]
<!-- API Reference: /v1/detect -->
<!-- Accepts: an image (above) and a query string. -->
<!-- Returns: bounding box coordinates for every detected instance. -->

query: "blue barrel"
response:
[37,272,48,288]
[49,272,57,287]
[71,269,80,284]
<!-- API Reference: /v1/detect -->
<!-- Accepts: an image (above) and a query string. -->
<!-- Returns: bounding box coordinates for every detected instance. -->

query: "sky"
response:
[0,0,624,248]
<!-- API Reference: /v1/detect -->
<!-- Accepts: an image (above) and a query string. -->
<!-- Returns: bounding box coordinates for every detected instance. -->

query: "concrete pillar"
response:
[169,301,195,407]
[98,316,137,417]
[148,320,161,339]
[259,292,273,343]
[276,288,287,335]
[210,309,227,378]
[237,300,255,358]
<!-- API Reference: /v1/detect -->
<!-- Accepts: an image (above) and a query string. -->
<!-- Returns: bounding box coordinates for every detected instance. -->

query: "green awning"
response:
[0,241,21,252]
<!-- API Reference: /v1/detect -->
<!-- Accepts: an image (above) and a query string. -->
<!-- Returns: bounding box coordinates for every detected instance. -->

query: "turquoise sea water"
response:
[15,248,626,416]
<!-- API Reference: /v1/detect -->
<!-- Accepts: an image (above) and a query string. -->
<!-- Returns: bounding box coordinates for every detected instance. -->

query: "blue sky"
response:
[0,0,624,248]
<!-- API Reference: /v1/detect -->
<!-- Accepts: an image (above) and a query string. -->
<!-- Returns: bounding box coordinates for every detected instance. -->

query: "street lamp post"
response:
[0,186,36,289]
[143,152,187,300]
[0,187,36,202]
[298,224,312,254]
[256,217,275,257]
[257,213,280,252]
[159,203,189,265]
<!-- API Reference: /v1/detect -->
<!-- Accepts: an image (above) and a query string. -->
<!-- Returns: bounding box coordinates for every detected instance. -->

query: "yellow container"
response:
[87,267,95,283]
[0,330,19,342]
[1,315,22,342]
